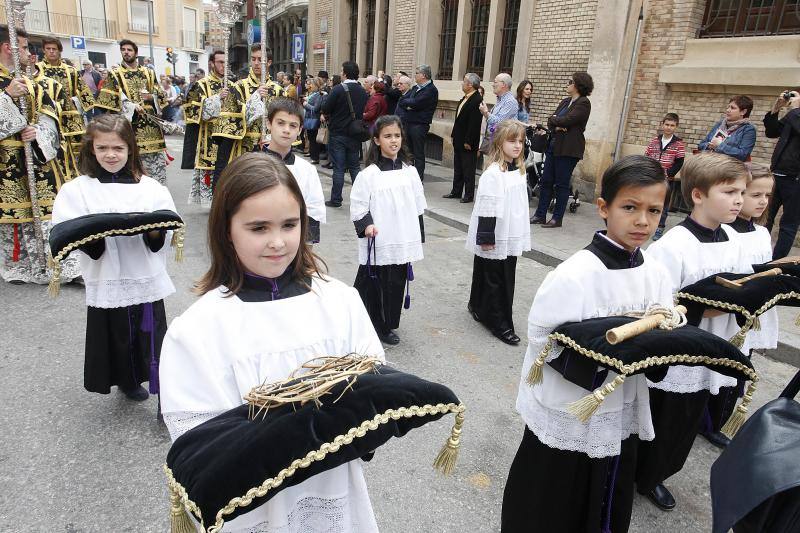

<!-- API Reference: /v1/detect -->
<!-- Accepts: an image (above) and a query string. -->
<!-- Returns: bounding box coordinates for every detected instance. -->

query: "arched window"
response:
[438,0,459,79]
[466,0,491,78]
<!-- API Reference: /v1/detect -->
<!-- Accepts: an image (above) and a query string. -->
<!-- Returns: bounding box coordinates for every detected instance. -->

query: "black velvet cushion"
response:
[677,272,800,327]
[166,365,461,527]
[753,261,800,278]
[548,316,755,391]
[49,210,183,260]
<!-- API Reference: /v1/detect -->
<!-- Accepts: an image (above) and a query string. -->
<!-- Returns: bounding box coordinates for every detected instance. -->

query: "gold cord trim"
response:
[164,402,466,533]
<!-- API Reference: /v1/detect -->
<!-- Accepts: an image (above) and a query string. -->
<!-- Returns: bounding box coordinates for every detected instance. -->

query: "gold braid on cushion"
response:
[164,402,466,533]
[48,221,185,296]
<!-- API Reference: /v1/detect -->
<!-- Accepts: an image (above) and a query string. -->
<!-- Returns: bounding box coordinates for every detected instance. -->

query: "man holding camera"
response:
[765,89,800,259]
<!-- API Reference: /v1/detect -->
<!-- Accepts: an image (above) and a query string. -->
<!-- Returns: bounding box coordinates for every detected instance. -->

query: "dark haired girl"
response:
[52,114,176,402]
[351,115,426,345]
[160,152,383,531]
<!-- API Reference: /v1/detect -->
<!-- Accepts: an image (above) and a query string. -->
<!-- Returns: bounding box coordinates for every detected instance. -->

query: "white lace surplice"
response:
[50,175,176,308]
[516,250,674,458]
[465,163,531,259]
[350,164,426,266]
[646,224,749,394]
[160,277,385,532]
[738,224,778,350]
[287,157,327,224]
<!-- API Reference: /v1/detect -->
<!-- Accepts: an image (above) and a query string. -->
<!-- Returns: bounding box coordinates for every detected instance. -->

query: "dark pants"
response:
[328,134,361,204]
[705,381,744,433]
[307,128,321,161]
[502,427,639,533]
[533,153,580,221]
[468,255,517,334]
[353,263,408,335]
[766,174,800,259]
[406,123,429,181]
[658,180,676,228]
[450,147,478,198]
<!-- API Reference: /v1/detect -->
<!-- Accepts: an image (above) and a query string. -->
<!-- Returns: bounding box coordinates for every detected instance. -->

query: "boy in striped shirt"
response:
[645,113,686,240]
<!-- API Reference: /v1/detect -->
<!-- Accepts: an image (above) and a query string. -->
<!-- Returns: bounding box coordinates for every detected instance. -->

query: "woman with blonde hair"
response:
[303,77,324,163]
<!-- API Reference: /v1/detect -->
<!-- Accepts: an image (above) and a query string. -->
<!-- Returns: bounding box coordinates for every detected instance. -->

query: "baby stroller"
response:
[525,124,581,214]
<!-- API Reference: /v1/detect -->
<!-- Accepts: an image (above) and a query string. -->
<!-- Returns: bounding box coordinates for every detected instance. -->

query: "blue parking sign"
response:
[292,33,305,63]
[71,36,86,50]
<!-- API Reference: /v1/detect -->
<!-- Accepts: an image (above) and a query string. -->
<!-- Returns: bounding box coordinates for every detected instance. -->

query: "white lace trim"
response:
[202,94,222,120]
[471,236,531,259]
[231,496,351,533]
[162,410,226,441]
[34,114,59,162]
[359,241,423,266]
[247,91,265,126]
[522,394,654,458]
[472,195,503,218]
[85,274,175,308]
[0,92,27,140]
[647,365,738,395]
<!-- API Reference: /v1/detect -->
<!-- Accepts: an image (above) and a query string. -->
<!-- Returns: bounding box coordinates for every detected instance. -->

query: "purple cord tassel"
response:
[404,263,413,309]
[407,263,414,281]
[140,302,159,394]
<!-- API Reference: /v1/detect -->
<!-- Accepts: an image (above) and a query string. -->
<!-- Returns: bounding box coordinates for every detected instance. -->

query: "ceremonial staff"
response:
[254,0,269,146]
[4,0,46,268]
[213,0,243,92]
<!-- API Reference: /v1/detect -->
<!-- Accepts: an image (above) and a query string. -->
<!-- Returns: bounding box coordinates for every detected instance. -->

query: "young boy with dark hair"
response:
[636,151,751,512]
[261,97,326,243]
[645,113,685,240]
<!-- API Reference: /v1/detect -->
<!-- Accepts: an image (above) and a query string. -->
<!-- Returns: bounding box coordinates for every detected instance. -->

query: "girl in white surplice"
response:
[159,152,384,532]
[350,115,427,346]
[51,115,176,402]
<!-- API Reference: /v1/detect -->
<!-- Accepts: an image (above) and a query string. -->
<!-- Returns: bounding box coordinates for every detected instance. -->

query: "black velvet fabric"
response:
[181,123,199,169]
[753,261,800,278]
[548,316,754,391]
[49,210,183,259]
[166,366,460,525]
[711,370,800,533]
[677,272,800,326]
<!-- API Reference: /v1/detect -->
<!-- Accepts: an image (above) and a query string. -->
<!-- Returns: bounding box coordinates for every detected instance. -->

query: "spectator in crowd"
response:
[444,72,483,203]
[363,80,388,132]
[160,75,180,122]
[318,70,329,88]
[282,73,298,99]
[479,72,518,144]
[81,60,101,98]
[765,89,800,259]
[363,75,377,94]
[516,80,533,122]
[698,95,757,162]
[645,112,686,241]
[377,69,385,79]
[385,74,410,115]
[397,64,439,181]
[304,77,325,164]
[294,68,303,97]
[98,67,108,90]
[143,57,155,71]
[531,71,593,229]
[321,61,368,207]
[320,74,343,170]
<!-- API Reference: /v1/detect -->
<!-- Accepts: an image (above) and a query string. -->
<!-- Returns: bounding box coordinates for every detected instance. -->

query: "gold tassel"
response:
[48,262,61,297]
[721,380,756,439]
[795,313,800,327]
[433,409,465,475]
[752,316,761,331]
[567,374,627,423]
[526,340,551,386]
[172,226,185,263]
[729,328,747,349]
[169,483,196,533]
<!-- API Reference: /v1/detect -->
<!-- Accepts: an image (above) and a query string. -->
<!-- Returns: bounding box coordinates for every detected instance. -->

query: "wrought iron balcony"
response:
[0,8,118,39]
[128,21,159,34]
[698,0,800,38]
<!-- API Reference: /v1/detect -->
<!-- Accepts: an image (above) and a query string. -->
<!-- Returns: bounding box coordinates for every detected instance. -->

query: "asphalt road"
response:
[0,139,796,532]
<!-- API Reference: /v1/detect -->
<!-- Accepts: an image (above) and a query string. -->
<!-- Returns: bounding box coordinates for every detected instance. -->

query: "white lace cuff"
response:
[246,92,265,126]
[162,410,226,441]
[202,94,222,120]
[0,92,28,140]
[34,114,59,162]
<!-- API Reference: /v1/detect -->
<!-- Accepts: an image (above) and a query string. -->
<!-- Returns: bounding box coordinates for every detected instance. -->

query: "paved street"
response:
[1,137,797,532]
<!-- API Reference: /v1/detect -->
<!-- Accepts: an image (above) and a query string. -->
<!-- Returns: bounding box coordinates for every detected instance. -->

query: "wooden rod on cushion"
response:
[715,268,782,290]
[606,305,687,345]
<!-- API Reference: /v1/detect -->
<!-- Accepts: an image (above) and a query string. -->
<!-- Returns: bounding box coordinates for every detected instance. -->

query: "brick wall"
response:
[308,0,332,75]
[623,0,776,164]
[390,0,418,75]
[526,1,599,124]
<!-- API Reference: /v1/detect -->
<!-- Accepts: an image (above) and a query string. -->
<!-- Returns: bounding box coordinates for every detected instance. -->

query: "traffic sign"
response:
[70,36,86,50]
[292,33,305,63]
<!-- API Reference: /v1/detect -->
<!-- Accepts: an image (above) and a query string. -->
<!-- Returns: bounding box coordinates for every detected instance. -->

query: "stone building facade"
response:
[306,0,799,198]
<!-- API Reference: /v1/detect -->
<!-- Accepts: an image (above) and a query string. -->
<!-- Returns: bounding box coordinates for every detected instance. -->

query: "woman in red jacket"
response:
[363,80,389,132]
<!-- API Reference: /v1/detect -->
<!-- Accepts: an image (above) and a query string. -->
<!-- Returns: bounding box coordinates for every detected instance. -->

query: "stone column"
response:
[373,0,387,74]
[482,0,505,80]
[356,0,368,67]
[451,0,472,81]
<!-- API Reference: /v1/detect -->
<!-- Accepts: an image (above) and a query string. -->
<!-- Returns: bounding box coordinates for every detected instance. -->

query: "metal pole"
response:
[613,3,644,162]
[4,0,46,269]
[147,0,155,66]
[258,0,268,144]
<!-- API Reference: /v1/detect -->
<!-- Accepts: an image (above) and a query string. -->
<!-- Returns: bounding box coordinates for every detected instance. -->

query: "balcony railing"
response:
[181,30,206,50]
[266,0,309,20]
[0,8,118,39]
[128,21,159,34]
[698,0,800,38]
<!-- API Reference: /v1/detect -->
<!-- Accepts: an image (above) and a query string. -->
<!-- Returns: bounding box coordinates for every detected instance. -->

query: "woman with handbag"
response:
[303,77,324,164]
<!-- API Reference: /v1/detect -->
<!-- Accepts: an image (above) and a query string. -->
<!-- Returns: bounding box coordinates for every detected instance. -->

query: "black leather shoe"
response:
[493,328,520,345]
[442,193,459,199]
[122,385,149,402]
[322,163,333,169]
[460,197,474,203]
[541,218,562,228]
[530,217,546,225]
[700,430,731,449]
[379,330,400,345]
[467,304,480,322]
[639,483,676,511]
[325,200,342,208]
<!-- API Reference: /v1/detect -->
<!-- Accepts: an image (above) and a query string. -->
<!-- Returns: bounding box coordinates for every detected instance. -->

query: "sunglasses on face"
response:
[567,80,574,86]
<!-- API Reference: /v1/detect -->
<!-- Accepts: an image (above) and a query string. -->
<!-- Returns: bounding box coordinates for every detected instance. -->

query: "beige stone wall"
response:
[390,0,417,76]
[526,1,598,125]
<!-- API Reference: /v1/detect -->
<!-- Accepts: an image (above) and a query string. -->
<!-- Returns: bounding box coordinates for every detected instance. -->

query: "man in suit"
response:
[397,64,439,182]
[444,73,483,203]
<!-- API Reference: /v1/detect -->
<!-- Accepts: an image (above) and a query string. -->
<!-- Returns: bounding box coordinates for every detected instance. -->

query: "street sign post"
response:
[292,33,305,63]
